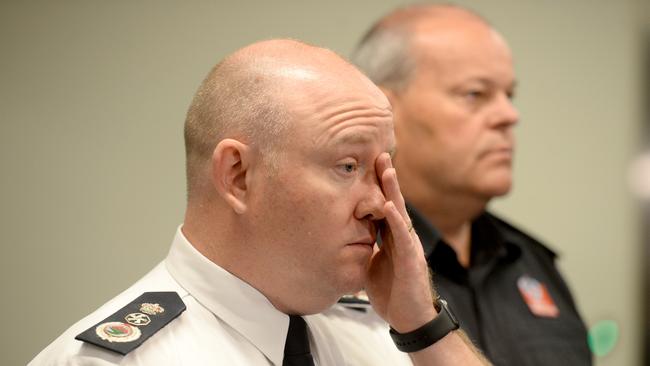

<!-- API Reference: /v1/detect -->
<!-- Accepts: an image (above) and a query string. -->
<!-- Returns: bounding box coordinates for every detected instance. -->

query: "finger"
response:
[381,163,409,223]
[377,219,394,257]
[383,200,415,260]
[375,153,408,219]
[374,152,392,183]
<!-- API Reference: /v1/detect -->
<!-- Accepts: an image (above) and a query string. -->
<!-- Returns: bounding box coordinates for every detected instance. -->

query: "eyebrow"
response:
[466,77,518,90]
[331,133,395,157]
[330,133,375,149]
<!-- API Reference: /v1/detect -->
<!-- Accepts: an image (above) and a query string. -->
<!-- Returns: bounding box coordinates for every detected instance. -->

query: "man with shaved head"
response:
[348,4,591,365]
[30,39,488,365]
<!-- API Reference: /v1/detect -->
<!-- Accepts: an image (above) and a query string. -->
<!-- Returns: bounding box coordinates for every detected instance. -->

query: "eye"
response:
[337,161,359,175]
[342,162,357,173]
[464,90,484,101]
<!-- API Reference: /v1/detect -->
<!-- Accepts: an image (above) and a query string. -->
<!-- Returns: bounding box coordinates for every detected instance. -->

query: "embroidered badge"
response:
[517,275,559,318]
[96,322,141,343]
[140,303,165,316]
[125,313,151,326]
[76,292,186,355]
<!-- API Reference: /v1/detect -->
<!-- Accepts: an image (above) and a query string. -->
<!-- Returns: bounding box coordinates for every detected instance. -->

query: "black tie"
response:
[282,315,315,366]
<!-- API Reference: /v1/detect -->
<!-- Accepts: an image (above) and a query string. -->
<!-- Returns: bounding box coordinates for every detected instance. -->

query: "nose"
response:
[354,178,386,222]
[488,92,519,129]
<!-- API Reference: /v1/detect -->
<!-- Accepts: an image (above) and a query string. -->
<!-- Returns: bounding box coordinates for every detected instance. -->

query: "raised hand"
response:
[365,152,438,332]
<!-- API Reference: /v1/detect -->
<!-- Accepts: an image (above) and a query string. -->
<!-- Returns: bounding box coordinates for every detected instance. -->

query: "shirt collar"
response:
[408,205,522,280]
[470,213,522,266]
[164,226,289,366]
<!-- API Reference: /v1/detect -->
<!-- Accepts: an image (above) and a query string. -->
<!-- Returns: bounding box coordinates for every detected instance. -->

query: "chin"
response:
[335,267,367,296]
[477,171,513,198]
[488,182,512,197]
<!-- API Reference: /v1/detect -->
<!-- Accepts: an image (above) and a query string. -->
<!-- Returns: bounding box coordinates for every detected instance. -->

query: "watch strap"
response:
[389,299,460,353]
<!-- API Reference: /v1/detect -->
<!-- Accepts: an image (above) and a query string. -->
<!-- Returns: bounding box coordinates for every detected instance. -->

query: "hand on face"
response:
[365,153,438,332]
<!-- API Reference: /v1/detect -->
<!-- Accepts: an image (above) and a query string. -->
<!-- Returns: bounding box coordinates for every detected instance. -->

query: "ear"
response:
[211,139,252,214]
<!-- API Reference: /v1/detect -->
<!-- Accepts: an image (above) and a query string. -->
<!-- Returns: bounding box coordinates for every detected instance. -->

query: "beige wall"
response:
[467,2,644,366]
[0,1,643,365]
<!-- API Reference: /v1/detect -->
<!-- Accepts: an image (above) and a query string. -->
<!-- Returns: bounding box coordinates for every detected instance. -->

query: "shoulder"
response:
[483,211,559,261]
[29,263,190,366]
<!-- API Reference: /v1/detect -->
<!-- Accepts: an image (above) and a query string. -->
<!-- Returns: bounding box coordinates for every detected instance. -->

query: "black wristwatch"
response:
[389,298,460,353]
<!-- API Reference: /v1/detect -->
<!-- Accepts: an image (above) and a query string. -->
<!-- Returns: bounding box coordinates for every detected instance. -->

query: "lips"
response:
[479,146,514,159]
[347,236,376,247]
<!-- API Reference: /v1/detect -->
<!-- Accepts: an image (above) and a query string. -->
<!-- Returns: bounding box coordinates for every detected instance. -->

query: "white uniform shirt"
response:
[317,306,412,366]
[29,228,349,365]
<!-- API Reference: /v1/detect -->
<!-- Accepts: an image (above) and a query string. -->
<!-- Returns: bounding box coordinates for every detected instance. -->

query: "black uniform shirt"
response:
[409,206,592,365]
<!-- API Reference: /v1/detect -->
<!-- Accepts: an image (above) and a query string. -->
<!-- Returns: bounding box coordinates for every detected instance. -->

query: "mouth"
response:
[347,241,375,247]
[481,146,514,159]
[346,236,376,247]
[345,241,375,258]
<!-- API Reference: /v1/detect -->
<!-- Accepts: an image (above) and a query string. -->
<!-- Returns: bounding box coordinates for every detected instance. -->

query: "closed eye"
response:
[465,90,485,101]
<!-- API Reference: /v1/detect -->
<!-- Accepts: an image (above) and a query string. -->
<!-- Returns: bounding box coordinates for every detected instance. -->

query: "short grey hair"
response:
[351,4,489,92]
[351,27,415,92]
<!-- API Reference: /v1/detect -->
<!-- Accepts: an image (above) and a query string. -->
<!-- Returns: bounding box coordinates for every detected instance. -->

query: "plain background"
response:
[1,0,647,365]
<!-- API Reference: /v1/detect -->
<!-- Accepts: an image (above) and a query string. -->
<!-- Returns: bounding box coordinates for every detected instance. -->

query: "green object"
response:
[587,320,619,357]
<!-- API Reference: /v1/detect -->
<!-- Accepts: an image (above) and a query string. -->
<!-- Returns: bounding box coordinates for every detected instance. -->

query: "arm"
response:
[365,153,491,366]
[408,329,491,366]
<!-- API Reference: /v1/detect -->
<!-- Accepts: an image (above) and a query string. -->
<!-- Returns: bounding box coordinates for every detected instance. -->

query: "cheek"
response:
[436,110,486,157]
[295,183,350,229]
[401,97,469,146]
[264,174,346,238]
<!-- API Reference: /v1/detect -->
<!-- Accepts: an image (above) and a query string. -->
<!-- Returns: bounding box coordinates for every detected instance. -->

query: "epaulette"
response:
[338,291,371,312]
[75,292,186,355]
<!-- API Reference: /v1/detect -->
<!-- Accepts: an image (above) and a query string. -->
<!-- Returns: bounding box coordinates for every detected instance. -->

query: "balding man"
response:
[30,40,487,365]
[349,4,591,365]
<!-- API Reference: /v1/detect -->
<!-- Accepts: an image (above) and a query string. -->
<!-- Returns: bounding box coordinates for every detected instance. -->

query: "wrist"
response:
[389,298,460,353]
[390,307,438,334]
[389,293,439,333]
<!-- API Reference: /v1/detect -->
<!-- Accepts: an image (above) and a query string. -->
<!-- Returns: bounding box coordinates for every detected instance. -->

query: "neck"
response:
[182,200,239,272]
[182,200,332,315]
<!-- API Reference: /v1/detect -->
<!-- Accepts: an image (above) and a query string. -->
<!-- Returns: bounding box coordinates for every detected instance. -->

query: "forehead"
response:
[288,82,394,152]
[410,21,515,85]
